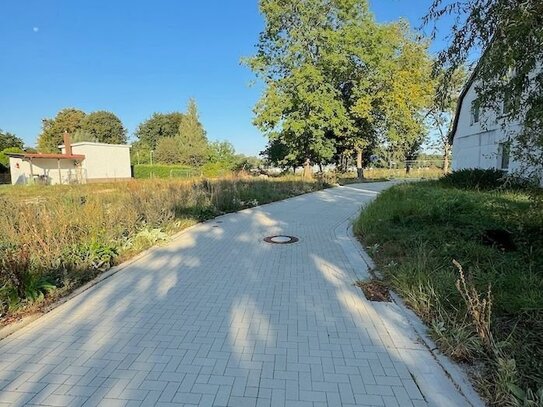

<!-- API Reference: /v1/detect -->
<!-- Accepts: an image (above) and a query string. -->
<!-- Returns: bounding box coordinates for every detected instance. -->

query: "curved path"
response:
[0,182,480,407]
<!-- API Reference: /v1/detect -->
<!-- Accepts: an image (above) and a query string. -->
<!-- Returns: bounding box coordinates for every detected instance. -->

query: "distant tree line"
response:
[16,98,260,173]
[131,99,260,171]
[36,109,127,152]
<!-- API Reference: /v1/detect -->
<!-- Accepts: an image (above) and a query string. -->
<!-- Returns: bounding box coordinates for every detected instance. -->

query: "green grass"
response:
[133,164,197,179]
[0,176,327,322]
[354,181,543,405]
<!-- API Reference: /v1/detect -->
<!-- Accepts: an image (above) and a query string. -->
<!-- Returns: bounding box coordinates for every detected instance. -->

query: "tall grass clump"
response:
[354,180,543,406]
[0,177,325,320]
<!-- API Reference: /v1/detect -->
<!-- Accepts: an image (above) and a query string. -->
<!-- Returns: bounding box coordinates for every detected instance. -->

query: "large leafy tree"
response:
[155,137,182,164]
[246,0,354,173]
[79,111,127,144]
[37,108,86,152]
[425,0,543,178]
[345,20,435,175]
[247,0,434,177]
[134,112,184,150]
[178,99,208,166]
[0,130,24,151]
[208,141,237,167]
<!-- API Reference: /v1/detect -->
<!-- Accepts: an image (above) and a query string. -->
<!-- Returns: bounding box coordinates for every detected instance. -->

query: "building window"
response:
[471,99,480,124]
[498,142,511,170]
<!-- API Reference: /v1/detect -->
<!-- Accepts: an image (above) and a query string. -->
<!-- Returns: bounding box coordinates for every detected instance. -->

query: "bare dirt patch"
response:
[356,279,392,302]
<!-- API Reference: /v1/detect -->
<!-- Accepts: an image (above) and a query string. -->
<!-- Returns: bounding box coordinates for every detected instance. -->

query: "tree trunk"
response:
[356,149,364,180]
[303,158,312,179]
[443,142,450,173]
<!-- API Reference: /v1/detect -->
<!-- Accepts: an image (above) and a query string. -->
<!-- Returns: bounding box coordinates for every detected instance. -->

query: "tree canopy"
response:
[246,0,434,173]
[0,130,24,151]
[37,108,127,152]
[79,111,127,144]
[178,99,208,166]
[425,0,543,177]
[134,112,184,150]
[207,141,237,168]
[37,108,86,152]
[155,137,182,164]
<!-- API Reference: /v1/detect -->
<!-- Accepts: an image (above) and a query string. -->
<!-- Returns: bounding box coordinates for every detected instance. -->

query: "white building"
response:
[8,135,132,185]
[451,75,513,172]
[61,142,132,183]
[450,72,540,180]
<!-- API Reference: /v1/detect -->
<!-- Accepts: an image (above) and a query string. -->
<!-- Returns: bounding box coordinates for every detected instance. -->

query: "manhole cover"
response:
[263,235,299,244]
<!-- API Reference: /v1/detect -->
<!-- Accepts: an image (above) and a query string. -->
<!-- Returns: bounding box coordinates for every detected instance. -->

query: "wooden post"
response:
[57,159,62,185]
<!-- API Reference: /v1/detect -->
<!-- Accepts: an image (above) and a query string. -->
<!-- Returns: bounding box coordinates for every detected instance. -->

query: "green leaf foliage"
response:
[79,111,127,144]
[425,0,543,179]
[0,130,24,151]
[246,0,434,168]
[37,108,86,153]
[155,137,182,164]
[178,99,208,167]
[0,147,24,167]
[134,112,184,150]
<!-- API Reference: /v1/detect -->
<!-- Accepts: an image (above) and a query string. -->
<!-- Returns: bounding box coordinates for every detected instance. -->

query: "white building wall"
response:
[451,81,526,173]
[9,157,80,185]
[63,143,132,182]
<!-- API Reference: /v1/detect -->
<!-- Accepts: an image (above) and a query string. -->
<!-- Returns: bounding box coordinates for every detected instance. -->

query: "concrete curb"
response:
[346,222,485,407]
[388,291,486,407]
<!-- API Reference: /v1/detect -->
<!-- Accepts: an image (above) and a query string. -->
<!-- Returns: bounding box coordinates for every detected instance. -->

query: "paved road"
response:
[0,183,478,407]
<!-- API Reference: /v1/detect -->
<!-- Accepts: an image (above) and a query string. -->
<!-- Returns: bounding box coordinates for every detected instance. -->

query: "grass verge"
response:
[354,180,543,406]
[0,176,327,325]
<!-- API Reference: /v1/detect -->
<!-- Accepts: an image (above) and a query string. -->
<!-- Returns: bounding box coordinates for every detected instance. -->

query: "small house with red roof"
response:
[8,133,131,185]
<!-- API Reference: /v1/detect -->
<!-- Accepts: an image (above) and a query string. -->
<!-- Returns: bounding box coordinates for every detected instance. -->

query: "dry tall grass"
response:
[0,176,325,318]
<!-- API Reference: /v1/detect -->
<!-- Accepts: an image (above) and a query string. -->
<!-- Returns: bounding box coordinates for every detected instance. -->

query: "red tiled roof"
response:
[6,152,85,160]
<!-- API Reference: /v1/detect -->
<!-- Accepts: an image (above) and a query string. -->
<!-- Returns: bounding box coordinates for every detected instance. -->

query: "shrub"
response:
[440,168,531,191]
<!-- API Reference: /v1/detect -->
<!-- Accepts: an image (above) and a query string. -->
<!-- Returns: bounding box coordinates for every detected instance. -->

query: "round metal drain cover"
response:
[264,235,299,244]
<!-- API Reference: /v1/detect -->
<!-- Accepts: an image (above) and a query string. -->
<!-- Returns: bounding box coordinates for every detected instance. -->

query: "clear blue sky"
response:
[0,0,449,156]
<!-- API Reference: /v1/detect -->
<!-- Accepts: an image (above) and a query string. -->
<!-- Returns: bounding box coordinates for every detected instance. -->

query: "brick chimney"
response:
[63,131,72,156]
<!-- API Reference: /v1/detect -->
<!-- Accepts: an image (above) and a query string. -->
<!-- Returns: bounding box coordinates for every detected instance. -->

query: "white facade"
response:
[8,142,132,185]
[9,156,83,185]
[61,142,132,182]
[451,80,525,173]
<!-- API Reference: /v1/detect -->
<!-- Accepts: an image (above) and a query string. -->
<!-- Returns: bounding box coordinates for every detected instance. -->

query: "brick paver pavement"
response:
[0,183,479,407]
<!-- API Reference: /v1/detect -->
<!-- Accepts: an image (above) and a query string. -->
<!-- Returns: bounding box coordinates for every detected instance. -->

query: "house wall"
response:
[451,81,525,173]
[63,143,131,181]
[9,157,81,185]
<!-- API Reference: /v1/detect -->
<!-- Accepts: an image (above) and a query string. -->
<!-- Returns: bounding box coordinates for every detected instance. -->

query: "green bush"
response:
[439,168,531,191]
[134,164,196,179]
